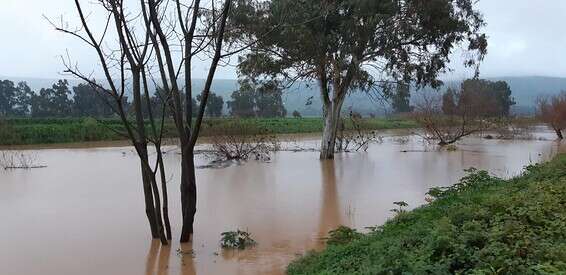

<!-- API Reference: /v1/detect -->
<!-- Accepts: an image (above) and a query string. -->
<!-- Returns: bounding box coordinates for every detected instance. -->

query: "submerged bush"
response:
[206,120,278,161]
[288,155,566,274]
[220,229,257,249]
[325,226,363,246]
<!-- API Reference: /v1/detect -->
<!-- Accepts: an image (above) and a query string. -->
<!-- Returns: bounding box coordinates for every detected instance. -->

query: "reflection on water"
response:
[318,160,341,238]
[0,130,563,275]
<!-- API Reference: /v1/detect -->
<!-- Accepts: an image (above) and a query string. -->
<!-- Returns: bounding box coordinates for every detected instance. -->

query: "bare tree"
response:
[48,0,178,244]
[413,88,494,146]
[205,120,278,161]
[537,92,566,139]
[143,0,236,243]
[336,111,381,152]
[51,0,241,243]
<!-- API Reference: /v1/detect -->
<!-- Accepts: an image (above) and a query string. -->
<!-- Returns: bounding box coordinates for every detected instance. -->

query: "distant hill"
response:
[2,75,566,117]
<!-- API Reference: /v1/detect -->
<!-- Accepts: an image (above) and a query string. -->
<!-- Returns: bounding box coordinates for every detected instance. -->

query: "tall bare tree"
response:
[142,0,235,243]
[55,0,261,243]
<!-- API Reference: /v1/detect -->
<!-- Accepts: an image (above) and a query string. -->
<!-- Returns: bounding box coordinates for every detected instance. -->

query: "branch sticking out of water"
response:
[1,151,45,170]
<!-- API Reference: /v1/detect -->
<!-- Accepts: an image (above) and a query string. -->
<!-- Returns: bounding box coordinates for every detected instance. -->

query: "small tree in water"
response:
[537,92,566,139]
[413,86,498,146]
[206,120,278,162]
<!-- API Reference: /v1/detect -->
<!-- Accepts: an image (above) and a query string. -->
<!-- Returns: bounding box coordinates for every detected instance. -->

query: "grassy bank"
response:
[288,154,566,274]
[0,117,417,145]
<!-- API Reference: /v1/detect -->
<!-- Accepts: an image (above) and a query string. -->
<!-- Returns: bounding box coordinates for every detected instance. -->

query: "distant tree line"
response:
[0,79,226,118]
[0,78,289,119]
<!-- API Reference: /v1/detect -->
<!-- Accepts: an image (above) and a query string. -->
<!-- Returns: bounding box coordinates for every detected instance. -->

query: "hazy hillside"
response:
[2,75,566,116]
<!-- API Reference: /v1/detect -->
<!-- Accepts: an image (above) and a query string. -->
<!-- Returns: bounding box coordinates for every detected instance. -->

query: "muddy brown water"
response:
[0,129,563,275]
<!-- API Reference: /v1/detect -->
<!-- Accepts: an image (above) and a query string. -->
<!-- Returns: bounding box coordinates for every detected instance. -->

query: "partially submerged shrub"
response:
[491,118,534,140]
[325,226,362,246]
[220,229,257,249]
[336,113,382,152]
[427,168,502,200]
[445,144,458,151]
[206,120,278,161]
[0,151,43,169]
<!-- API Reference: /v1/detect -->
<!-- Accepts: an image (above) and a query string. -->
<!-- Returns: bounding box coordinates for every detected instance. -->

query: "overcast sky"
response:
[1,0,566,80]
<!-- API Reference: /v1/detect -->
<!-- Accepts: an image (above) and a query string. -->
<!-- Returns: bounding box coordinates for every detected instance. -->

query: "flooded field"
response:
[0,129,562,275]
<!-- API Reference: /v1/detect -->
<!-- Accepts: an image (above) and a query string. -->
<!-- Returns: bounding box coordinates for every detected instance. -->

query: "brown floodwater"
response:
[0,129,563,275]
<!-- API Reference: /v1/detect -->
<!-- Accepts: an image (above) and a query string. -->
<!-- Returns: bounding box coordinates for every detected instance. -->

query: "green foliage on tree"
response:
[197,92,224,117]
[461,79,515,117]
[232,0,487,158]
[31,80,73,118]
[442,88,458,115]
[227,78,286,118]
[442,79,515,117]
[391,83,413,113]
[0,80,33,117]
[73,83,116,117]
[0,80,17,116]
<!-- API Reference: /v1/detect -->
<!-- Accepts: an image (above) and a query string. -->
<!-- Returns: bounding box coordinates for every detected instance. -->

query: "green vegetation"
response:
[220,229,257,249]
[0,117,417,146]
[288,155,566,274]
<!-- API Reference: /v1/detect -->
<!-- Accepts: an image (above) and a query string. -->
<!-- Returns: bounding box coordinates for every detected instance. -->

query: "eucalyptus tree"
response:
[233,0,488,159]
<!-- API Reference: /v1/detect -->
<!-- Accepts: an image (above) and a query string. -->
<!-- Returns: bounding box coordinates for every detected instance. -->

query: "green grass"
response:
[288,155,566,274]
[0,117,417,146]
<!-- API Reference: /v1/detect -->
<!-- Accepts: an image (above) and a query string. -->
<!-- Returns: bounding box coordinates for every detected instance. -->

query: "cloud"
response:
[1,0,566,80]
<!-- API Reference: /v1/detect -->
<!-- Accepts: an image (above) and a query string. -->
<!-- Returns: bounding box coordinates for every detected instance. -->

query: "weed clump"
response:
[220,229,257,249]
[325,226,362,246]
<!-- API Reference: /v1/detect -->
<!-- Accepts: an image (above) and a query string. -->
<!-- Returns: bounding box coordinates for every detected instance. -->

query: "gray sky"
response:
[1,0,566,80]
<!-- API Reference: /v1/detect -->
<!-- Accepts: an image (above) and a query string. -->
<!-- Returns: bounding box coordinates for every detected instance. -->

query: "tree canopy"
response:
[0,80,33,117]
[197,92,224,117]
[227,78,287,118]
[234,0,487,88]
[232,0,487,158]
[442,79,515,117]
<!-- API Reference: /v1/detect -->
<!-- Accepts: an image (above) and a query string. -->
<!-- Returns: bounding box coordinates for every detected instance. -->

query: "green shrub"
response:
[325,226,363,246]
[220,229,257,249]
[288,155,566,274]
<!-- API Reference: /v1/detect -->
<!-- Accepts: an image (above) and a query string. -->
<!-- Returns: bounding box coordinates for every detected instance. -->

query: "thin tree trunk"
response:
[156,146,172,240]
[132,70,159,238]
[555,128,564,140]
[147,167,168,244]
[140,148,158,238]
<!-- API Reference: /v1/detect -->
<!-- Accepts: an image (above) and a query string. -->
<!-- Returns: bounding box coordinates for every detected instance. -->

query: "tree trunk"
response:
[320,98,345,159]
[140,155,159,238]
[555,128,564,140]
[156,146,172,240]
[132,70,159,239]
[180,146,197,243]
